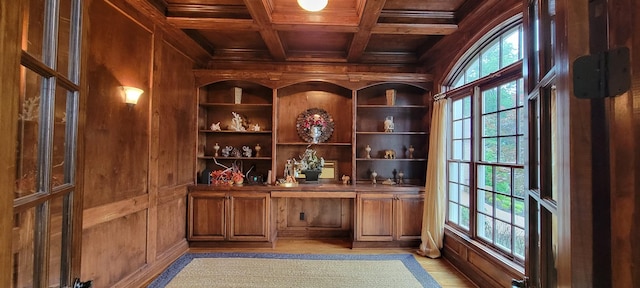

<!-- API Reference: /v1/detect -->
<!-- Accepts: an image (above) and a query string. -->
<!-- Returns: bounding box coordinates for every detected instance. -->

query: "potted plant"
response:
[296,148,324,182]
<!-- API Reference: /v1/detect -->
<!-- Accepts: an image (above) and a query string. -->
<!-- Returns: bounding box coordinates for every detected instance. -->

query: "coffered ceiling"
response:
[157,0,476,66]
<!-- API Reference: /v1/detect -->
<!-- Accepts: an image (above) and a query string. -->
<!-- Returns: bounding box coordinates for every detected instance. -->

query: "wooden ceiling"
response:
[158,0,476,66]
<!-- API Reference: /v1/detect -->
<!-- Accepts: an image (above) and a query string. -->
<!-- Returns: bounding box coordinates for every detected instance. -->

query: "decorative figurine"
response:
[341,175,351,185]
[408,145,415,159]
[365,144,372,159]
[397,171,404,185]
[230,112,246,131]
[221,145,233,157]
[384,149,396,159]
[371,170,378,184]
[254,144,261,157]
[210,122,221,131]
[251,123,261,131]
[213,142,220,157]
[384,116,394,132]
[242,146,252,157]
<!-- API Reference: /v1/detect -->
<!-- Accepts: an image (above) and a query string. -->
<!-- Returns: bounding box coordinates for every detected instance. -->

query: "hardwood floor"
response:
[190,239,476,288]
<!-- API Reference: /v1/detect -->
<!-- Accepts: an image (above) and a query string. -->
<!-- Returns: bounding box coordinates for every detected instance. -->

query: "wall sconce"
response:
[121,86,143,108]
[297,0,327,12]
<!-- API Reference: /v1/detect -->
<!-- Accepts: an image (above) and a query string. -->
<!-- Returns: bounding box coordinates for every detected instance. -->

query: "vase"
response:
[302,169,322,182]
[309,126,322,143]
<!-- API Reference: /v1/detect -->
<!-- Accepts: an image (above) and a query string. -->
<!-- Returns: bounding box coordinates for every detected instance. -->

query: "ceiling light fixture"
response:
[297,0,327,12]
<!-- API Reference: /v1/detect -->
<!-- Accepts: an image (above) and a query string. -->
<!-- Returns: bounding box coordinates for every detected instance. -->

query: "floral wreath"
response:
[296,108,334,143]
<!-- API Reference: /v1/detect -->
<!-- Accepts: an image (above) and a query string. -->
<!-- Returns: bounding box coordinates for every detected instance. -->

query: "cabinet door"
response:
[188,192,227,241]
[356,193,394,241]
[395,194,424,241]
[229,192,270,241]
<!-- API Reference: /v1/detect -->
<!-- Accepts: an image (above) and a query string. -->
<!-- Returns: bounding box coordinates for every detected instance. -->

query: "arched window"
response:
[444,19,526,262]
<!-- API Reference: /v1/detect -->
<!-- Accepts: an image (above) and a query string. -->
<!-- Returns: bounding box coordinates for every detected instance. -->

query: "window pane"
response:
[499,82,517,110]
[514,227,525,259]
[482,114,498,137]
[465,58,480,83]
[53,85,71,187]
[499,110,517,135]
[449,162,459,182]
[453,99,463,120]
[483,88,498,113]
[22,0,46,60]
[16,67,44,199]
[12,206,37,287]
[453,140,463,160]
[481,41,500,77]
[460,185,470,206]
[449,183,459,202]
[449,203,460,223]
[477,165,493,190]
[463,97,471,118]
[482,138,498,162]
[517,107,525,134]
[463,118,471,138]
[463,139,471,161]
[460,163,470,185]
[57,0,72,77]
[499,136,517,163]
[453,76,465,88]
[514,198,525,227]
[495,167,512,194]
[514,168,525,198]
[478,190,493,216]
[460,207,470,229]
[453,120,463,139]
[478,213,493,242]
[495,220,512,250]
[501,28,521,67]
[495,194,512,223]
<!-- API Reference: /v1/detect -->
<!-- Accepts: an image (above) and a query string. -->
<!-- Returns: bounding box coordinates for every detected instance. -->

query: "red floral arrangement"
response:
[302,113,326,130]
[210,169,244,185]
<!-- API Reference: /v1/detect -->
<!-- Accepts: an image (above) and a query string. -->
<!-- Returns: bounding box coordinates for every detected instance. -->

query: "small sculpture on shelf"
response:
[384,116,394,132]
[254,144,261,157]
[371,170,378,184]
[397,171,404,185]
[408,145,415,159]
[251,123,261,131]
[364,145,372,159]
[210,122,221,131]
[230,112,246,131]
[221,145,233,157]
[384,149,396,159]
[382,178,396,185]
[213,142,220,157]
[341,175,350,185]
[242,146,252,157]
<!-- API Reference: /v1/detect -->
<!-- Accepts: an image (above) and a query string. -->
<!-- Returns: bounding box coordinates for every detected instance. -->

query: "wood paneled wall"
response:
[80,0,196,287]
[608,0,640,286]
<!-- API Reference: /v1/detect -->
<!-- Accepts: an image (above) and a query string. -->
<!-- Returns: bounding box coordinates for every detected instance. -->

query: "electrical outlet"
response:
[299,212,305,220]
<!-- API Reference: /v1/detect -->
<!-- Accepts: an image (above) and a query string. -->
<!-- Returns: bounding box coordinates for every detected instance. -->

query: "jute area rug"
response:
[148,252,441,288]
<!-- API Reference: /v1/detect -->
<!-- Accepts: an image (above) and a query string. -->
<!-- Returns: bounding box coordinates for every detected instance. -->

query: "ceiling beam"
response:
[243,0,287,61]
[372,23,458,35]
[346,0,386,62]
[166,17,258,30]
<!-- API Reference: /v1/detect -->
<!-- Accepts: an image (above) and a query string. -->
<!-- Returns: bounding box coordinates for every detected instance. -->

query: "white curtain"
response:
[417,98,448,258]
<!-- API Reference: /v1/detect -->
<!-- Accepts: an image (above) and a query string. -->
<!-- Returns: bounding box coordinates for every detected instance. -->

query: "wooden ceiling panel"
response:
[153,0,473,65]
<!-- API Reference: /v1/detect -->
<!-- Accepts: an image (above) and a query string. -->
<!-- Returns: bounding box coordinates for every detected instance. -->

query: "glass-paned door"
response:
[524,0,558,287]
[13,0,82,287]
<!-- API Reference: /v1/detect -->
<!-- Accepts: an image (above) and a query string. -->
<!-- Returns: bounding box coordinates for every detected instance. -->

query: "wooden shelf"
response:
[355,131,427,135]
[199,130,273,134]
[200,103,272,108]
[356,158,427,161]
[198,156,272,160]
[276,142,352,146]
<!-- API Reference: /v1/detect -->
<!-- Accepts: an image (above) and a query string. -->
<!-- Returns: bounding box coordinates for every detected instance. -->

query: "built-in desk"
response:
[187,184,425,248]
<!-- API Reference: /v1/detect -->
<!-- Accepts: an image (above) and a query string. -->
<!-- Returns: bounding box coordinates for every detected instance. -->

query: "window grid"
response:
[447,96,472,230]
[476,79,525,260]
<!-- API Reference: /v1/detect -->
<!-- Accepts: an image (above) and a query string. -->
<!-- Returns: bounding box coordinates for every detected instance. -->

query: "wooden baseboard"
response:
[352,240,420,249]
[189,240,276,249]
[112,239,188,288]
